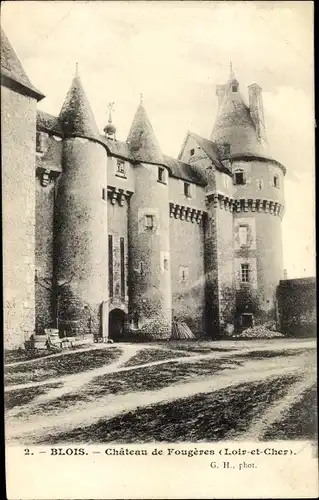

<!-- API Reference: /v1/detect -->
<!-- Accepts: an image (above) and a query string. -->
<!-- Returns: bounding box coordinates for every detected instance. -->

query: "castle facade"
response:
[2,29,286,348]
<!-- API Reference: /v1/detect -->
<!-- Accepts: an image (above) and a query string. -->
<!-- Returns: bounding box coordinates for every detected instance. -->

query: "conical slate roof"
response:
[59,72,100,141]
[1,27,44,100]
[211,66,271,159]
[127,102,165,165]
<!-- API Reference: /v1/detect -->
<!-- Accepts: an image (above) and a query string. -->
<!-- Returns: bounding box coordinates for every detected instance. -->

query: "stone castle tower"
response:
[1,29,286,349]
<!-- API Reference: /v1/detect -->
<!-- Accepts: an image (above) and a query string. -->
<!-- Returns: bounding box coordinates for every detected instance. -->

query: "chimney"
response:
[248,83,267,143]
[216,84,227,108]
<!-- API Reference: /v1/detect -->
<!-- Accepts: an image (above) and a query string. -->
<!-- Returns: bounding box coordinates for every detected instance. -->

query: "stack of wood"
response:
[171,320,195,340]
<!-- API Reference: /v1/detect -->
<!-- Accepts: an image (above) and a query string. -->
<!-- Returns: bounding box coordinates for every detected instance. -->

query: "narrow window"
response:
[256,179,263,190]
[102,188,107,201]
[145,214,154,230]
[238,225,248,246]
[116,160,125,176]
[163,257,169,271]
[179,266,189,283]
[241,263,250,283]
[158,167,165,183]
[274,175,279,188]
[108,235,113,298]
[190,148,195,156]
[184,182,191,198]
[232,83,238,92]
[120,237,125,298]
[234,171,245,185]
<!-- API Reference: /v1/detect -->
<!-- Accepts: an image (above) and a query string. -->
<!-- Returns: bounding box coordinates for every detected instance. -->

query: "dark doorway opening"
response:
[109,308,126,341]
[241,313,254,328]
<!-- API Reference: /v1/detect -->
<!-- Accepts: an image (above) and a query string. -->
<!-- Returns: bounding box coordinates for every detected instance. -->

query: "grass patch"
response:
[4,348,62,364]
[262,383,318,441]
[122,348,192,367]
[13,357,242,418]
[32,375,298,444]
[234,349,308,360]
[5,347,123,385]
[4,382,64,410]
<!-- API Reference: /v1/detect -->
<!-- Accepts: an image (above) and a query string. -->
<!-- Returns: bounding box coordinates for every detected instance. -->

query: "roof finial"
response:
[140,93,144,106]
[229,60,235,80]
[75,62,79,77]
[107,101,115,123]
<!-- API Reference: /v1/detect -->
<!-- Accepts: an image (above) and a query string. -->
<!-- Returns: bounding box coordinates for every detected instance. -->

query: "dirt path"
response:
[6,352,310,443]
[239,369,316,441]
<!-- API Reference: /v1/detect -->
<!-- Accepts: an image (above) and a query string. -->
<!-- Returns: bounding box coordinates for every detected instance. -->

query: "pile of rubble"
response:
[233,325,285,339]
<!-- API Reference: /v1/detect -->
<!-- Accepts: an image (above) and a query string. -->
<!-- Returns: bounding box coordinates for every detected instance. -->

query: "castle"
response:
[2,28,286,349]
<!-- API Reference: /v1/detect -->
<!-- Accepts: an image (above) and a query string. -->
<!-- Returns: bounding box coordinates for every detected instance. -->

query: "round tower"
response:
[211,65,286,327]
[54,69,109,336]
[127,97,172,339]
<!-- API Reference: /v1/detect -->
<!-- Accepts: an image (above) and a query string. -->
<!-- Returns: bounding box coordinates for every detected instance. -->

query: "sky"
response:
[2,1,315,278]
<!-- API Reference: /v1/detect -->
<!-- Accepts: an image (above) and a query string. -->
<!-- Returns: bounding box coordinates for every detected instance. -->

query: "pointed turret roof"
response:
[126,98,165,165]
[59,68,100,141]
[1,27,44,100]
[211,64,271,159]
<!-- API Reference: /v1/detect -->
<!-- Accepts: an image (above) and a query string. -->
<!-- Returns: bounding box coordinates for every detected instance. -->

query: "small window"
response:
[145,214,154,230]
[234,171,245,185]
[223,143,230,156]
[238,225,248,246]
[241,263,250,283]
[163,257,169,271]
[232,84,238,92]
[36,131,48,154]
[158,167,165,183]
[102,188,107,201]
[116,160,126,176]
[179,266,189,283]
[273,175,280,188]
[184,182,191,198]
[190,148,195,156]
[256,179,263,190]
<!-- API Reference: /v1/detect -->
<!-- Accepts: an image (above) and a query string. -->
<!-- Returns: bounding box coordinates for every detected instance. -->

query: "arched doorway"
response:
[109,308,126,341]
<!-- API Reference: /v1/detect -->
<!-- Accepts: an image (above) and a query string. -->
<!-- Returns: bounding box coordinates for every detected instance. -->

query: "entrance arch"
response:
[109,308,126,341]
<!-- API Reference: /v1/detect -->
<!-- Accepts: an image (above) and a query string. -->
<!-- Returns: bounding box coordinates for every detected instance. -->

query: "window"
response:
[145,214,154,230]
[179,266,189,283]
[184,182,191,198]
[238,225,248,246]
[102,188,107,201]
[158,167,165,183]
[232,84,238,92]
[116,160,126,177]
[120,237,125,298]
[273,175,280,188]
[163,257,169,271]
[190,148,195,156]
[241,263,250,283]
[256,179,263,190]
[108,235,113,298]
[223,175,229,189]
[234,171,245,185]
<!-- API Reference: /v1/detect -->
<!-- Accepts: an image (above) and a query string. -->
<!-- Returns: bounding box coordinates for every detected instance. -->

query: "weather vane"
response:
[140,93,144,105]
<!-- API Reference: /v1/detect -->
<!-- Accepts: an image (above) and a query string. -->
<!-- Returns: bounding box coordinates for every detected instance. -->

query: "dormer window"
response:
[234,170,245,185]
[36,131,48,155]
[116,160,126,177]
[232,83,238,92]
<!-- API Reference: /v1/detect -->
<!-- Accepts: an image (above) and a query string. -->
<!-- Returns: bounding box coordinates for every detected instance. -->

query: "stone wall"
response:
[2,86,37,348]
[169,217,205,335]
[277,277,316,337]
[35,177,55,332]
